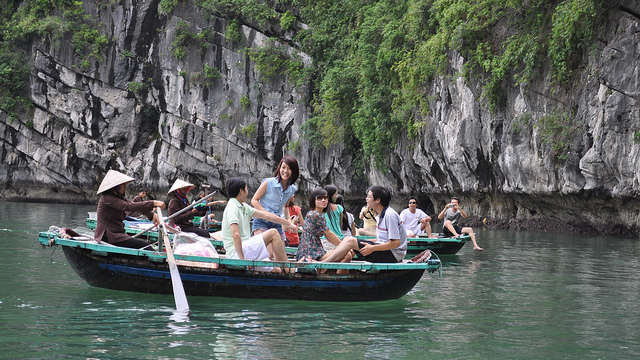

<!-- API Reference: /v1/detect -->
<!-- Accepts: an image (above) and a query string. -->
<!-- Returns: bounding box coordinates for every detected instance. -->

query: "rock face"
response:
[1,0,640,236]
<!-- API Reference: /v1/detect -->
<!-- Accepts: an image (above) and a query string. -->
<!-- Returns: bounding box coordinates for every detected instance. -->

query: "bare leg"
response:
[421,220,433,238]
[261,229,291,272]
[322,237,358,262]
[444,220,458,236]
[356,228,376,236]
[462,227,483,251]
[253,228,274,260]
[322,237,358,275]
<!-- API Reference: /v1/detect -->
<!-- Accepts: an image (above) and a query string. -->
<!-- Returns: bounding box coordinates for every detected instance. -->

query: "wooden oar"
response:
[156,207,190,313]
[132,191,218,239]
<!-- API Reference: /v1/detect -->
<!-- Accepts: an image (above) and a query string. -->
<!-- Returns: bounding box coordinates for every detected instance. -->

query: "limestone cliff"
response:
[1,0,640,236]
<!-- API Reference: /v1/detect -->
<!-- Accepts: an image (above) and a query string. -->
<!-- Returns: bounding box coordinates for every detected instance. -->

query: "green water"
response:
[1,202,639,359]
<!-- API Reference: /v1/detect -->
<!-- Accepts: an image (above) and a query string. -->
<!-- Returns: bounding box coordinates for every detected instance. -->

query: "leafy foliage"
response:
[295,0,604,168]
[170,21,210,59]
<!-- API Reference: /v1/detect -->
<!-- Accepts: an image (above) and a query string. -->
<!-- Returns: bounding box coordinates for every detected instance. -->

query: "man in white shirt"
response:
[399,197,433,238]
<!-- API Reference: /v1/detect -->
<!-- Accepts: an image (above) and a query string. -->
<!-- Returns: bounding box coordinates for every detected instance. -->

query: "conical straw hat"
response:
[168,179,195,194]
[97,170,136,194]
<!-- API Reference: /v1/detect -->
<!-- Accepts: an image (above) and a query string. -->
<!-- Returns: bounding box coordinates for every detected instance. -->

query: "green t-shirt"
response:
[323,204,344,239]
[221,198,256,257]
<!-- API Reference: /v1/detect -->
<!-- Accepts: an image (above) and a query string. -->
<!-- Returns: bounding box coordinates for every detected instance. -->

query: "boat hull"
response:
[58,240,431,302]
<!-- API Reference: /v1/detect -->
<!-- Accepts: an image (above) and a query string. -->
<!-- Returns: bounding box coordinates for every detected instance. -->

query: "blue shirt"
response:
[258,177,297,216]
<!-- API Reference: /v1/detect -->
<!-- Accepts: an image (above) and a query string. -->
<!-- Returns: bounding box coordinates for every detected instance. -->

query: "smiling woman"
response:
[250,156,300,243]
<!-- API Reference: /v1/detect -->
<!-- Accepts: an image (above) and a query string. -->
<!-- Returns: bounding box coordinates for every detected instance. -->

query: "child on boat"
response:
[297,188,358,274]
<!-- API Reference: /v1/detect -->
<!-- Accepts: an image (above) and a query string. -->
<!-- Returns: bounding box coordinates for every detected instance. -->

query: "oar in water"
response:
[132,191,218,239]
[156,207,190,313]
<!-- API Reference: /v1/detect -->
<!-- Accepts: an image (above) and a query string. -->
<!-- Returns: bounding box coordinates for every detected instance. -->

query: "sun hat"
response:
[168,179,195,194]
[97,170,136,194]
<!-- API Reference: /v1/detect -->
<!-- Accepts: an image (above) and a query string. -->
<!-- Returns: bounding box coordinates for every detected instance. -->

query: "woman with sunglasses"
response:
[297,188,358,273]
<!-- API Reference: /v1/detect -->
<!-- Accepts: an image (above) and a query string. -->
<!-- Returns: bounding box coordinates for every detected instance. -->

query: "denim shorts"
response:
[252,217,285,238]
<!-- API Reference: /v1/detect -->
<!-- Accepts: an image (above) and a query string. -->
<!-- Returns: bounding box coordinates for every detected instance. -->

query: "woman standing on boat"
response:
[95,170,165,249]
[167,179,212,238]
[297,188,357,273]
[251,156,299,241]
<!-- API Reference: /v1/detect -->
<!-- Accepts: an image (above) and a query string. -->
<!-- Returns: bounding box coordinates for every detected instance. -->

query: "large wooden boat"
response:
[38,231,441,302]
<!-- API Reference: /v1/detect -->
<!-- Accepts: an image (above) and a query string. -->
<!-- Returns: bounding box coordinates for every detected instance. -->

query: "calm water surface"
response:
[1,202,640,359]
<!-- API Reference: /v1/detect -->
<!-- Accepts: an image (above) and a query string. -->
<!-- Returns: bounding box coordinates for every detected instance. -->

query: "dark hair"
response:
[367,185,391,223]
[275,156,299,186]
[408,196,417,203]
[309,187,329,213]
[336,194,350,231]
[138,187,148,193]
[452,196,460,204]
[226,177,247,198]
[324,185,338,204]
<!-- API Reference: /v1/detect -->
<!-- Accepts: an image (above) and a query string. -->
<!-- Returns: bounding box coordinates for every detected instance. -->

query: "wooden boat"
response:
[356,234,470,255]
[38,230,441,302]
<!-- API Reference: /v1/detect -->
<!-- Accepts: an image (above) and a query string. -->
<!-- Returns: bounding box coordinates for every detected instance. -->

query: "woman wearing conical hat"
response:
[167,179,211,238]
[94,170,166,249]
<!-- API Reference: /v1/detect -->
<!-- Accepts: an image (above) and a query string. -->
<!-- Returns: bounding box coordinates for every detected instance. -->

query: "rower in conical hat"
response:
[167,179,212,238]
[95,169,166,249]
[97,169,136,195]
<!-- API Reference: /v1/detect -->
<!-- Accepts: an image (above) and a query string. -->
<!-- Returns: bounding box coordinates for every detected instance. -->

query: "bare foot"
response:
[473,246,484,251]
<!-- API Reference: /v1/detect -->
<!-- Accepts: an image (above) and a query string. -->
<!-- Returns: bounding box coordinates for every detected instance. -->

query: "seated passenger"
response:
[297,188,357,274]
[284,195,304,247]
[95,170,166,249]
[400,196,433,238]
[167,179,211,238]
[355,186,407,263]
[437,197,484,251]
[356,205,377,236]
[336,194,356,237]
[221,177,295,272]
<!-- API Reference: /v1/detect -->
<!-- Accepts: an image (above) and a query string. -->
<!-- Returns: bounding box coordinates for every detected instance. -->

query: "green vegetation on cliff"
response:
[0,0,607,168]
[294,0,605,167]
[0,0,107,118]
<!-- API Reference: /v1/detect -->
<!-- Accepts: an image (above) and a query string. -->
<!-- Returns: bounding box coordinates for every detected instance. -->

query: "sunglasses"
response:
[316,195,329,201]
[409,201,416,204]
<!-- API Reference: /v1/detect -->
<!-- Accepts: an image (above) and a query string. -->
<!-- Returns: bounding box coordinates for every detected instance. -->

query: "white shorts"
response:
[406,228,422,236]
[230,234,273,272]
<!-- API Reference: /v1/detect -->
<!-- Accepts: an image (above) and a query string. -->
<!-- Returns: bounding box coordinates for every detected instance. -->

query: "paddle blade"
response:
[156,207,190,313]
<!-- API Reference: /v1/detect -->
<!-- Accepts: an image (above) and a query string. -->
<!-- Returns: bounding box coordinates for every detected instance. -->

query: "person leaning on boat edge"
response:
[221,177,296,272]
[356,186,408,263]
[94,170,166,249]
[437,197,484,251]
